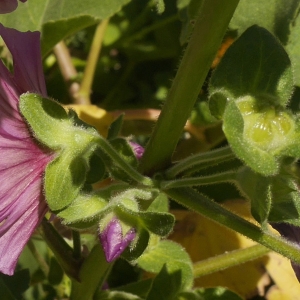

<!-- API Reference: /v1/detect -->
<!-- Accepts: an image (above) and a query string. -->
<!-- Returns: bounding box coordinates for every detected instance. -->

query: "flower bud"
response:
[129,142,144,160]
[98,217,136,262]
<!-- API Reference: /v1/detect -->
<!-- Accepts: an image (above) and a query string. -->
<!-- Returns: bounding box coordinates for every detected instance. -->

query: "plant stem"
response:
[27,239,49,276]
[53,42,82,103]
[39,218,81,280]
[160,171,236,189]
[77,19,109,104]
[193,244,270,278]
[165,187,300,265]
[71,244,112,300]
[165,146,235,178]
[138,0,240,175]
[72,230,81,260]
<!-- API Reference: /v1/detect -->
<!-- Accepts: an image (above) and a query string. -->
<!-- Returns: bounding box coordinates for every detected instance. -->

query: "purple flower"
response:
[0,0,27,14]
[271,223,300,281]
[129,142,144,160]
[0,24,53,275]
[99,218,136,262]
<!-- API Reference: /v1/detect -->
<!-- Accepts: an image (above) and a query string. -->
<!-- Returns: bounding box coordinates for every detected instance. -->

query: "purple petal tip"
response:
[129,142,144,160]
[99,218,136,262]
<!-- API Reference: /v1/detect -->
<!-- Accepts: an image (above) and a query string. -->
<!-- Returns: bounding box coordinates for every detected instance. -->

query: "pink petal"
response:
[99,218,136,262]
[0,24,47,96]
[0,24,53,275]
[0,177,47,275]
[0,0,18,14]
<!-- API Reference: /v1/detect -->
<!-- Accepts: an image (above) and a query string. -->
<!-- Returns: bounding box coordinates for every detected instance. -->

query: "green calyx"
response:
[236,95,295,152]
[208,25,300,175]
[20,93,100,211]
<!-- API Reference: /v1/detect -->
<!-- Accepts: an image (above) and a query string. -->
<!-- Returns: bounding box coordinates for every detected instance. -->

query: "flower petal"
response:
[99,218,136,262]
[0,24,47,96]
[0,0,18,14]
[0,169,47,275]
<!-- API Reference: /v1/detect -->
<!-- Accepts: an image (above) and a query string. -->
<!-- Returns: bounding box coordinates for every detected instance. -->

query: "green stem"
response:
[193,244,270,278]
[40,219,81,280]
[27,239,50,276]
[165,187,300,265]
[138,0,240,175]
[77,19,109,104]
[72,230,81,260]
[71,244,113,300]
[160,171,236,189]
[165,146,235,178]
[94,135,153,186]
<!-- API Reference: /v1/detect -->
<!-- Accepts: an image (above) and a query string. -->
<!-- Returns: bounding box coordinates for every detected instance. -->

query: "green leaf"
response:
[190,101,218,126]
[269,172,300,225]
[115,205,175,237]
[0,270,30,300]
[20,94,98,151]
[0,0,132,55]
[176,291,203,300]
[20,94,69,149]
[57,192,108,225]
[236,167,271,225]
[137,240,193,290]
[146,264,182,300]
[147,193,169,213]
[95,291,143,300]
[194,287,243,300]
[113,279,153,299]
[107,114,124,140]
[48,257,64,285]
[85,153,106,184]
[230,0,300,44]
[286,11,300,86]
[0,278,15,300]
[122,227,150,261]
[45,154,88,210]
[210,25,293,105]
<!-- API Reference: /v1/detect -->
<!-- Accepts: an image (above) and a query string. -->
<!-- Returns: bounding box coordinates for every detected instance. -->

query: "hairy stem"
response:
[193,244,270,278]
[139,0,240,175]
[165,146,235,178]
[40,219,81,280]
[71,244,112,300]
[165,187,300,265]
[160,171,236,189]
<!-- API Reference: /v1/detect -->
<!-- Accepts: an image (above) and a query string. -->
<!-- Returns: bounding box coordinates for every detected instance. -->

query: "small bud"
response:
[129,142,144,160]
[99,218,136,262]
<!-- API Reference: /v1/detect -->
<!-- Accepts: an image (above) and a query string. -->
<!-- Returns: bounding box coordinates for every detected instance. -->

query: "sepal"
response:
[20,93,104,211]
[223,100,279,175]
[209,26,298,176]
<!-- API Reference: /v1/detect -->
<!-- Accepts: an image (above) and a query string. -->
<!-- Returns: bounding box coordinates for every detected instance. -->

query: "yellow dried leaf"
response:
[65,104,114,137]
[265,252,300,300]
